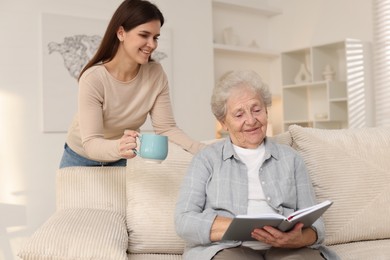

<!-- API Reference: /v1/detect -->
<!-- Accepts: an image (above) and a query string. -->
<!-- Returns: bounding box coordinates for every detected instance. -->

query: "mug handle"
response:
[132,134,142,156]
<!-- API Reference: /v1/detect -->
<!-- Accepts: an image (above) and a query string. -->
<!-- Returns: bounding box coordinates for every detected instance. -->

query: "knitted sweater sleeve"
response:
[77,69,121,161]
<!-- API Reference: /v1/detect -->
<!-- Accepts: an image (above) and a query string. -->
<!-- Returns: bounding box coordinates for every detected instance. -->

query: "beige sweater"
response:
[66,62,204,162]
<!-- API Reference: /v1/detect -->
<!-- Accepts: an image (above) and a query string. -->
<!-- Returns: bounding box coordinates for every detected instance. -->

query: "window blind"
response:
[373,0,390,126]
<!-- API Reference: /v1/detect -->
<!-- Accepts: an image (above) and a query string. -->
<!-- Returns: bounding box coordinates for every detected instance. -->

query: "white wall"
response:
[271,0,373,51]
[0,0,374,258]
[152,1,215,138]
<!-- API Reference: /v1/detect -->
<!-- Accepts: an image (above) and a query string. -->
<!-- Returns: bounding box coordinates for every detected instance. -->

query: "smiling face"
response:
[220,85,268,149]
[117,20,161,65]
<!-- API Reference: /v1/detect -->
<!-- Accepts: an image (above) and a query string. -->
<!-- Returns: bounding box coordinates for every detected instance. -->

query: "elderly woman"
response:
[175,70,339,260]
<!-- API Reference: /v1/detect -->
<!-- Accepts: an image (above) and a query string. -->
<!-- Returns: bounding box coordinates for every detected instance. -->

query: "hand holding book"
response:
[222,200,333,241]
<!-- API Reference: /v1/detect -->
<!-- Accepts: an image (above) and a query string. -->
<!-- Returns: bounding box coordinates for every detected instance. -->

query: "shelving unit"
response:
[212,0,282,138]
[213,43,279,58]
[211,0,282,75]
[281,39,372,131]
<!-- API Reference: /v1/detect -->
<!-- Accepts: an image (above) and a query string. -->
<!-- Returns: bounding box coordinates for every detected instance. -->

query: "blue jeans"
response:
[59,143,127,168]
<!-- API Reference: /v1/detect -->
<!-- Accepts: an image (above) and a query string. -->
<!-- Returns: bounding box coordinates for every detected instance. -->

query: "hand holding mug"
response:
[119,130,139,159]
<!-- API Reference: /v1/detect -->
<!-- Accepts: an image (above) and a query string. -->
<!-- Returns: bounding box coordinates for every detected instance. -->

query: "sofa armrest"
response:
[56,167,126,216]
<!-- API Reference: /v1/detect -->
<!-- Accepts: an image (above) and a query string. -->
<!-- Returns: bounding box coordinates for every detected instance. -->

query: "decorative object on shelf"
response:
[314,112,328,120]
[305,53,312,75]
[248,40,259,48]
[223,27,239,45]
[294,63,312,84]
[322,64,335,81]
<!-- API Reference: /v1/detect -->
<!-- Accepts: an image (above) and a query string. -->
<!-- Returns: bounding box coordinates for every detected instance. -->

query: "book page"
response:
[236,213,285,220]
[287,200,332,221]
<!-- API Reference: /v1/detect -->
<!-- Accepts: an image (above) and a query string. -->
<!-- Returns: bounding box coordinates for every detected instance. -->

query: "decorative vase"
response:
[223,27,239,46]
[294,63,312,84]
[248,40,259,48]
[322,64,335,81]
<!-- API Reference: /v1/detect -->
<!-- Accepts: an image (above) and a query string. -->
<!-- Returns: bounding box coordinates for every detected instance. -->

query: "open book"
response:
[222,200,333,241]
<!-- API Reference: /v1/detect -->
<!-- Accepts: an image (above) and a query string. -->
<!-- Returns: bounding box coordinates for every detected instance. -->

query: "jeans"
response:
[59,143,127,168]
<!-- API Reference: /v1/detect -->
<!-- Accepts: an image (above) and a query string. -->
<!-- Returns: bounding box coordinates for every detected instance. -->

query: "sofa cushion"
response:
[18,208,128,260]
[289,125,390,245]
[269,130,293,146]
[329,239,390,260]
[128,254,182,260]
[56,166,126,216]
[126,141,193,254]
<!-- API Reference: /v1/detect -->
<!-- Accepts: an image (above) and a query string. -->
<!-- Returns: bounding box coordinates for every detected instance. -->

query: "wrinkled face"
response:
[117,20,161,64]
[220,85,268,149]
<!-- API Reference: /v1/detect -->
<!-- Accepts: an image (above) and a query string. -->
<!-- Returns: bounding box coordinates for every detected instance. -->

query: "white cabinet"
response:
[212,0,282,137]
[281,39,373,131]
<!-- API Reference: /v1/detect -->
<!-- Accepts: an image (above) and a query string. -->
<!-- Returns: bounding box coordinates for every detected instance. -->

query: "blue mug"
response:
[133,134,168,163]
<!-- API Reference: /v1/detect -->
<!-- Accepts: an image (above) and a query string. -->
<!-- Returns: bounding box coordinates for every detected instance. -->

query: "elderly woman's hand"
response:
[251,223,317,248]
[210,216,233,242]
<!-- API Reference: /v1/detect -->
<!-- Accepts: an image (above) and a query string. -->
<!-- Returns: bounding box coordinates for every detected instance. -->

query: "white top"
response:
[233,143,275,250]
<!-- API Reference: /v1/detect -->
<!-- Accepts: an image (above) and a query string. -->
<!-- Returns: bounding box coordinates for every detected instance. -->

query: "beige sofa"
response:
[18,125,390,260]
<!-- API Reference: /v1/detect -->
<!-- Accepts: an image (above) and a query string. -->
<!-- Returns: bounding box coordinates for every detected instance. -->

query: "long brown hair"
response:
[78,0,164,80]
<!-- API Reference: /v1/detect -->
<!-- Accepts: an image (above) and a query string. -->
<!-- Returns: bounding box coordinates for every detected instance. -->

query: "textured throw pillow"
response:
[126,141,194,254]
[269,130,293,146]
[289,125,390,245]
[56,166,127,215]
[18,208,128,260]
[330,239,390,260]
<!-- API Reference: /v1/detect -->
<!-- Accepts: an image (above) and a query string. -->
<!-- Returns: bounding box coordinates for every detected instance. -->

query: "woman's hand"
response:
[119,130,139,159]
[251,223,317,248]
[210,216,233,242]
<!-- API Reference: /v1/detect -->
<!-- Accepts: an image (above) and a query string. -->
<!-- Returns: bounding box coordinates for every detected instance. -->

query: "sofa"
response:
[18,125,390,260]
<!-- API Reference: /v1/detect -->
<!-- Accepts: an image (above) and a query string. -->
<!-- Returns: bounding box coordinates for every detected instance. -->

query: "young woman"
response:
[60,0,204,168]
